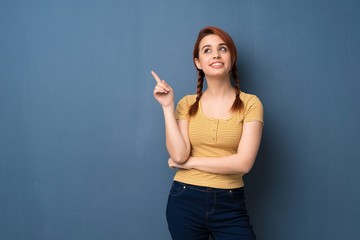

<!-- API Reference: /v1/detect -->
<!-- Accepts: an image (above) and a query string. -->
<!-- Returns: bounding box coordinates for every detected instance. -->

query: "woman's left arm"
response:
[168,121,263,174]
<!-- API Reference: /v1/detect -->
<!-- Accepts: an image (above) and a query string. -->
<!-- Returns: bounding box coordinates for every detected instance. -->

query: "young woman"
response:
[152,26,263,240]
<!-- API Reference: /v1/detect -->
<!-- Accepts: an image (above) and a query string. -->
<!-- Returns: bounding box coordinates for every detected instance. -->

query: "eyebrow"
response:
[201,43,227,50]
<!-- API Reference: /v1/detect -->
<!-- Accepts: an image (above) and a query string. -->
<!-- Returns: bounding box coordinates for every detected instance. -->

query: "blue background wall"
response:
[1,0,359,239]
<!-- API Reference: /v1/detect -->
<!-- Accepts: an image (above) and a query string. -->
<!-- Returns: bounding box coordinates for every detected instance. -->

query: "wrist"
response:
[186,156,195,169]
[162,104,175,113]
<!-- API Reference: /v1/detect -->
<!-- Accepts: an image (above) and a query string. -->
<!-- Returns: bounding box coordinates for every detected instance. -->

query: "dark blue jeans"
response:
[166,181,256,240]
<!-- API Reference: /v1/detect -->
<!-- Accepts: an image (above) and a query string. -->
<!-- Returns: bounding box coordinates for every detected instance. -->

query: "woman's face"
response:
[194,34,232,78]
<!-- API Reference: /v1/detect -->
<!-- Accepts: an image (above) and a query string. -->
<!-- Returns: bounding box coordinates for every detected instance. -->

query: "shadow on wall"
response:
[244,102,304,238]
[237,54,303,238]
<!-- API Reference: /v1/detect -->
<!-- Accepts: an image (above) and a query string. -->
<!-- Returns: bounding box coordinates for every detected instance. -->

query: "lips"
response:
[210,61,224,67]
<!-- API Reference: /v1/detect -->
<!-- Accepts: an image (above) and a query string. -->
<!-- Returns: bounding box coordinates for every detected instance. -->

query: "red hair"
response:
[188,26,243,116]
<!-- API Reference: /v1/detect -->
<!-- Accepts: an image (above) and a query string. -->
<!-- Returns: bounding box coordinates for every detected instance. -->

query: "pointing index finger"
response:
[151,70,162,84]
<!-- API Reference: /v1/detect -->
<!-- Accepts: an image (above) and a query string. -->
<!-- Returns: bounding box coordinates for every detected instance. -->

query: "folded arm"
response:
[168,121,263,174]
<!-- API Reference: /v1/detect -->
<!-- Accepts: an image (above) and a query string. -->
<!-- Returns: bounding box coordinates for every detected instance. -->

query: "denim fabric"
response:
[166,181,256,240]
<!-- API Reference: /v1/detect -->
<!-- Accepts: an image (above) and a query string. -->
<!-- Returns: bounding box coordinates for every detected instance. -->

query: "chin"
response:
[205,70,230,78]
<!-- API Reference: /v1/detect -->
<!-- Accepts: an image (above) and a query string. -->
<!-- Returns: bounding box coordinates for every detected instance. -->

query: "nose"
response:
[213,51,221,59]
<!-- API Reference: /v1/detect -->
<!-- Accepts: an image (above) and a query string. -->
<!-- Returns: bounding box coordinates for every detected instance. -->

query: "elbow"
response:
[171,155,188,164]
[166,143,190,164]
[236,158,255,174]
[232,166,251,175]
[241,161,255,174]
[171,157,187,164]
[241,166,252,174]
[234,150,258,174]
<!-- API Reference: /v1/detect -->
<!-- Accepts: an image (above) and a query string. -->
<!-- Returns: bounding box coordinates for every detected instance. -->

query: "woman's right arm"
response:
[152,71,191,163]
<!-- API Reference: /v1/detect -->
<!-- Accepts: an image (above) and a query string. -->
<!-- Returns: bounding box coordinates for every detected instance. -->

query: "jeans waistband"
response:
[173,181,244,193]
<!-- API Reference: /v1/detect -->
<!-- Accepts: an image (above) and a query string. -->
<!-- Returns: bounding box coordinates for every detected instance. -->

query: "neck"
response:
[204,75,234,98]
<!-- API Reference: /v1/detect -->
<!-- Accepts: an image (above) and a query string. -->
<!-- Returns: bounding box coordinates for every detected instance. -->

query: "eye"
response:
[219,46,228,52]
[203,48,211,54]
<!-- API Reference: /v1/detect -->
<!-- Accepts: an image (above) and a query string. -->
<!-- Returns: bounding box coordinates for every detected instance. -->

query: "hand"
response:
[151,70,174,108]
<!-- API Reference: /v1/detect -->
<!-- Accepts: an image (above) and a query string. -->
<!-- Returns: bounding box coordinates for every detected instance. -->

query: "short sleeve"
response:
[175,95,195,121]
[243,95,264,125]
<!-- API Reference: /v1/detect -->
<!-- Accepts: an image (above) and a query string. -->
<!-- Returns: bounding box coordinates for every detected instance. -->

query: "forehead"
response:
[199,34,226,48]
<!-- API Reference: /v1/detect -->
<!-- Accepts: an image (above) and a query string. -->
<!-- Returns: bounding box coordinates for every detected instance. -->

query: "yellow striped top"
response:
[174,91,264,189]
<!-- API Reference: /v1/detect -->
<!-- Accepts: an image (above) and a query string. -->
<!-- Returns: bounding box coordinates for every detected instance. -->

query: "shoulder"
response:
[175,94,197,120]
[239,91,264,123]
[240,91,263,107]
[177,94,197,107]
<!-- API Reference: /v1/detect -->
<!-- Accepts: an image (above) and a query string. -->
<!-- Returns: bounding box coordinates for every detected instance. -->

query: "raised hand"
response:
[151,70,174,108]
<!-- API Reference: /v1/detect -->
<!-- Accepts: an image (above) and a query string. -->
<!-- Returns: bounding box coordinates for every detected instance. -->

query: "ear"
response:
[194,58,202,70]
